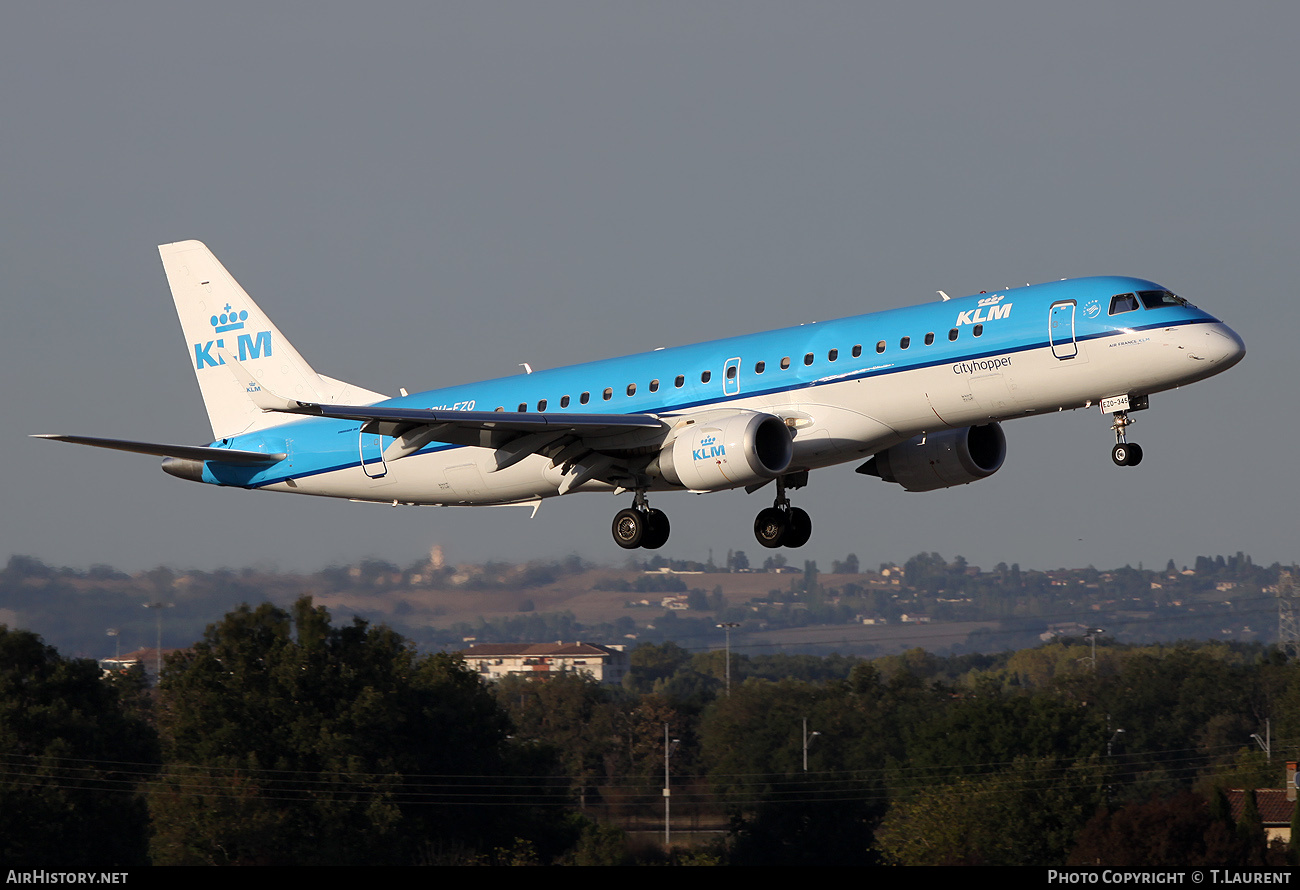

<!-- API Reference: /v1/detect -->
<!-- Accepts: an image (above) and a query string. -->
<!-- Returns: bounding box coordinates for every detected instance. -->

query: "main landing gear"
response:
[608,475,813,551]
[611,491,670,550]
[1109,410,1143,467]
[753,477,812,549]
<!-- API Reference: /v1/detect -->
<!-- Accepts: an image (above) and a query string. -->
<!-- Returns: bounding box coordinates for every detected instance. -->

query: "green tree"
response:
[494,672,620,804]
[1068,792,1256,867]
[0,627,156,867]
[151,598,561,865]
[878,757,1108,866]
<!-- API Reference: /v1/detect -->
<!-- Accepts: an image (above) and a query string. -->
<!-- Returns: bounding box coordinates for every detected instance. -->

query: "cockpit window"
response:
[1138,290,1189,310]
[1109,293,1140,315]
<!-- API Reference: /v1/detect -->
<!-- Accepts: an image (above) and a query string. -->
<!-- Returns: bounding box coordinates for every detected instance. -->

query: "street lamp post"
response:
[803,718,821,772]
[663,723,680,847]
[1083,627,1105,672]
[142,602,173,682]
[716,622,739,695]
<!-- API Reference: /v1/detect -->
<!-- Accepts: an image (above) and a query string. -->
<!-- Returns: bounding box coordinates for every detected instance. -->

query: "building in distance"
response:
[458,642,628,685]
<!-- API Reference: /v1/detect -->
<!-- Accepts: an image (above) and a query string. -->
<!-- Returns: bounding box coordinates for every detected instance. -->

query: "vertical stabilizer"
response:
[159,240,386,440]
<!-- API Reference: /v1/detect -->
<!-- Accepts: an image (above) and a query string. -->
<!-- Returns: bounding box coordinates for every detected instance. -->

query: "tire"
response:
[754,507,788,549]
[782,507,812,548]
[642,509,671,549]
[612,508,645,549]
[1126,443,1143,466]
[1111,444,1129,467]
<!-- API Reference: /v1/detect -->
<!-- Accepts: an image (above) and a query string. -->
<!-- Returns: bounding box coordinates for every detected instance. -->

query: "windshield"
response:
[1138,289,1191,309]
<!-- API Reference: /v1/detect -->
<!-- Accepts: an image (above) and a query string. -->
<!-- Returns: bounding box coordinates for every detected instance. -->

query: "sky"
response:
[5,2,1296,576]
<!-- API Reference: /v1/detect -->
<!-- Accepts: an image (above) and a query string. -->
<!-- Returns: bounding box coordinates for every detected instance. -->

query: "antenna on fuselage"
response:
[519,363,533,375]
[937,290,951,302]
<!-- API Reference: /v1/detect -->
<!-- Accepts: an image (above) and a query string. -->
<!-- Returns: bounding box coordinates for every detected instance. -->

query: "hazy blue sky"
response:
[6,2,1295,574]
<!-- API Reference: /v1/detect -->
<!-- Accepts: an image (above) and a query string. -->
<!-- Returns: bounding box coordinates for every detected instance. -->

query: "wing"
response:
[268,400,670,493]
[32,434,286,464]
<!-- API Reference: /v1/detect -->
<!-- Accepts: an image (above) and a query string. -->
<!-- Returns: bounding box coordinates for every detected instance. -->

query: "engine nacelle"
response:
[654,412,794,492]
[857,423,1006,492]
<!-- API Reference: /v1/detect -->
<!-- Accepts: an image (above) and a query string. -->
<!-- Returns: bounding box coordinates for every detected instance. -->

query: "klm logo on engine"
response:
[956,294,1012,326]
[693,435,726,462]
[194,304,272,369]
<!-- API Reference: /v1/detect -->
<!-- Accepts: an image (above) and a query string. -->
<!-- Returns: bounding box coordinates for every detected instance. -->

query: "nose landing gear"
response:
[1110,410,1143,467]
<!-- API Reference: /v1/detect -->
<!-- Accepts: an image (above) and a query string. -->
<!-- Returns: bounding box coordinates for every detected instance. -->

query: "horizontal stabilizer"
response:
[215,346,302,412]
[33,434,285,465]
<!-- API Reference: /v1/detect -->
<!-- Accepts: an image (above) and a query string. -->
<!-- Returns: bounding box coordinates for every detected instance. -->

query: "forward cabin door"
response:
[1049,301,1078,359]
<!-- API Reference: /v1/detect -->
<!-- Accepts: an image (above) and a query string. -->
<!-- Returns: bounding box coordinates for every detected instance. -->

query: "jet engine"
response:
[653,412,793,491]
[857,423,1006,492]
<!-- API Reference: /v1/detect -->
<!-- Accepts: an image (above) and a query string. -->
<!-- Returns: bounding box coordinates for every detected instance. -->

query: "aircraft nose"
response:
[1197,324,1246,369]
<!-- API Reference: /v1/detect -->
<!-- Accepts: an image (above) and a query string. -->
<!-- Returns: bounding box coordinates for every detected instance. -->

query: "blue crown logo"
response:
[700,435,716,447]
[210,304,248,333]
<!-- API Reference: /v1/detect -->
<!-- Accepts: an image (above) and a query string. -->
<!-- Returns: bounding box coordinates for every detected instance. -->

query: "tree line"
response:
[4,600,1300,865]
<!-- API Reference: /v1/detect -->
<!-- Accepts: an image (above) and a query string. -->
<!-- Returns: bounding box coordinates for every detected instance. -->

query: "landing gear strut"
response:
[754,477,812,549]
[611,490,670,550]
[1110,411,1143,467]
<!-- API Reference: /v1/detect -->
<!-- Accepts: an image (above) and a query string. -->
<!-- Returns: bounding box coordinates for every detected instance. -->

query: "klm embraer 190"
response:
[37,241,1245,551]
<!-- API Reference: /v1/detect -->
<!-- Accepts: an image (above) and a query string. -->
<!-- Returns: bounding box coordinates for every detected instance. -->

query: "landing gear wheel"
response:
[642,509,671,550]
[612,508,645,549]
[782,507,812,548]
[755,507,789,549]
[1112,443,1143,467]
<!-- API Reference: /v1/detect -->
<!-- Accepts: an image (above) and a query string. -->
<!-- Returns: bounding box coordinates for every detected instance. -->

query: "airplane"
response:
[36,240,1245,551]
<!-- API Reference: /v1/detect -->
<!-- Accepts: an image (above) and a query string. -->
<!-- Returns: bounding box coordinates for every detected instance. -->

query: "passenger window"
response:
[537,399,547,411]
[925,332,935,345]
[828,348,838,362]
[948,329,958,341]
[495,406,504,412]
[1109,293,1140,315]
[852,344,862,357]
[726,365,737,379]
[900,336,910,349]
[649,379,659,392]
[560,395,570,408]
[701,370,712,383]
[876,341,886,354]
[603,388,613,401]
[518,403,527,412]
[580,391,590,405]
[755,361,766,374]
[973,325,983,337]
[804,353,814,366]
[675,375,685,388]
[626,383,636,396]
[780,357,791,370]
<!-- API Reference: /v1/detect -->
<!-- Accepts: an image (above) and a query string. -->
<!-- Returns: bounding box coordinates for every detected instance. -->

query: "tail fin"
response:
[159,240,386,440]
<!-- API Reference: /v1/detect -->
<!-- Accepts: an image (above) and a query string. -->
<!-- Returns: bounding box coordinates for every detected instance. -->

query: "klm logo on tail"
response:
[194,304,272,368]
